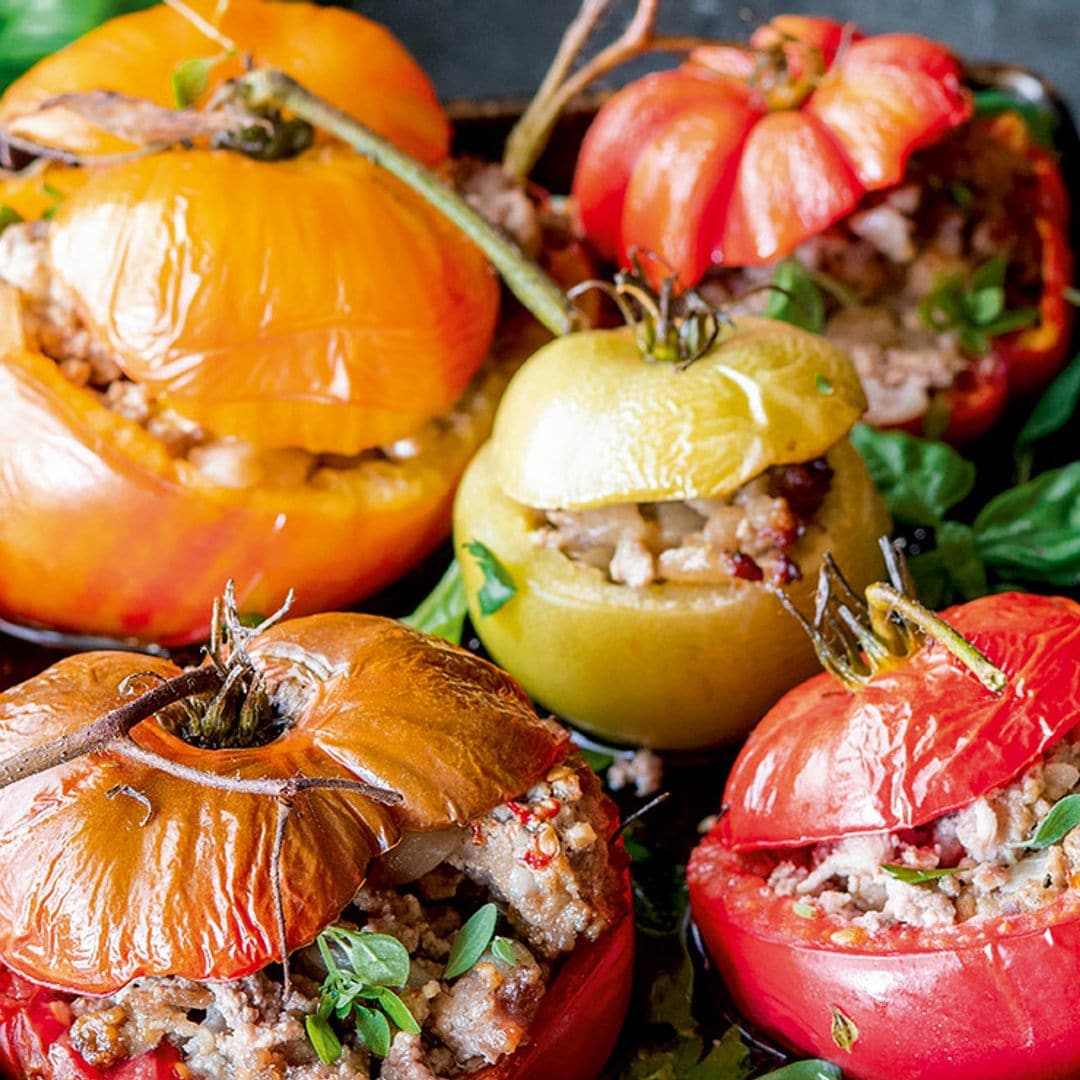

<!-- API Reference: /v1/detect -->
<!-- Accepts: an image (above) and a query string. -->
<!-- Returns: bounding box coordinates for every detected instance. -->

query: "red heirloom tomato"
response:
[0,607,632,1078]
[688,590,1080,1080]
[573,15,971,279]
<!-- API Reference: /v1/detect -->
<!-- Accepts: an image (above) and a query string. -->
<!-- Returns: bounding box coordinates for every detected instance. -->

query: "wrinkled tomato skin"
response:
[689,835,1080,1080]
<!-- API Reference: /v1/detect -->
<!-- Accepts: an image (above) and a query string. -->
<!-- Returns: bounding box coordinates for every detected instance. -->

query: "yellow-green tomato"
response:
[453,317,890,750]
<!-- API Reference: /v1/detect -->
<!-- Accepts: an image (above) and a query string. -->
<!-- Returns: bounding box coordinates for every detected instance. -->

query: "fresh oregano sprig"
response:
[306,927,420,1063]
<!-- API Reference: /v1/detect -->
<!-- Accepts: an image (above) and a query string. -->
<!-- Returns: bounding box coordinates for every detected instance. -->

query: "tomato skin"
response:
[572,16,971,281]
[689,834,1080,1080]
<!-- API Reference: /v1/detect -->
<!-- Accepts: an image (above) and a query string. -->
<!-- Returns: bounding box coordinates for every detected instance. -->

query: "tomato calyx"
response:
[773,538,1006,694]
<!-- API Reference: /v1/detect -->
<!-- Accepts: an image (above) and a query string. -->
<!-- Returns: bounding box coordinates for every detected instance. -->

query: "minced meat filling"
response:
[67,758,620,1080]
[531,458,832,588]
[768,737,1080,932]
[703,120,1044,427]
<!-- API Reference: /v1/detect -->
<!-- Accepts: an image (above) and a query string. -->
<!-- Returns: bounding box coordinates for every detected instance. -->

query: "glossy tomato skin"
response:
[688,592,1080,1079]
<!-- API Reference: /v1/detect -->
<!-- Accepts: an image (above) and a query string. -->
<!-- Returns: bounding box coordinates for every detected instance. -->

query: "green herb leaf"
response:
[369,987,421,1034]
[684,1026,751,1079]
[973,87,1057,147]
[0,204,22,235]
[444,902,498,979]
[829,1006,859,1053]
[815,373,834,396]
[792,901,818,919]
[402,559,467,644]
[171,51,231,109]
[624,834,652,863]
[323,928,410,988]
[578,746,615,772]
[763,259,826,334]
[881,863,962,884]
[464,540,516,616]
[491,936,518,965]
[973,462,1080,585]
[353,1004,392,1057]
[1028,793,1080,849]
[1016,353,1080,450]
[305,1012,342,1065]
[40,180,66,222]
[850,424,975,527]
[765,1062,843,1079]
[949,181,974,208]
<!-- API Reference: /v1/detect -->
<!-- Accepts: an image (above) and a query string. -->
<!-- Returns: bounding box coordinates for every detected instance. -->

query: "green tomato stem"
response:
[233,68,578,338]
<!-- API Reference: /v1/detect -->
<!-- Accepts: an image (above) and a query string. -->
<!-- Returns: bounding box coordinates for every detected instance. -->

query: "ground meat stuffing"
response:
[700,119,1045,428]
[531,458,832,587]
[767,736,1080,931]
[68,756,619,1078]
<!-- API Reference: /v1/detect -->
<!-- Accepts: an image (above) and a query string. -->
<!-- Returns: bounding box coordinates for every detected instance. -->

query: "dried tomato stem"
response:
[502,0,714,181]
[273,798,293,996]
[865,583,1007,695]
[0,666,221,788]
[230,68,579,338]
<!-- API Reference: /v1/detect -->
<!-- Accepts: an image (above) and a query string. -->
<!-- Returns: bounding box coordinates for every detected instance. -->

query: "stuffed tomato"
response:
[0,596,632,1078]
[454,308,889,750]
[573,15,1073,441]
[689,585,1080,1079]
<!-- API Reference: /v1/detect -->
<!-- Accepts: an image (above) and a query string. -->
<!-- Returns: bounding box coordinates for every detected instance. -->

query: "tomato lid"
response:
[722,592,1080,850]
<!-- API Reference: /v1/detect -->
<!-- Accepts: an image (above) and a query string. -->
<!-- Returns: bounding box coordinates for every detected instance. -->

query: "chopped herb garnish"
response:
[1028,793,1080,849]
[949,180,974,208]
[464,540,516,616]
[444,902,498,979]
[0,204,22,235]
[815,373,835,396]
[306,927,418,1062]
[171,51,233,109]
[491,936,518,965]
[917,256,1038,354]
[792,900,818,918]
[881,863,962,885]
[829,1005,859,1052]
[40,180,65,222]
[763,259,826,334]
[402,559,467,644]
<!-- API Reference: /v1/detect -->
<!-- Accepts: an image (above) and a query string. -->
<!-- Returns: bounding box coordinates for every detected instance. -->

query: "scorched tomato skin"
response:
[720,592,1080,851]
[689,834,1080,1080]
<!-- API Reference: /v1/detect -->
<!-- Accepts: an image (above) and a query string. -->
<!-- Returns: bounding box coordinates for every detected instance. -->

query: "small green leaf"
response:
[0,204,22,234]
[491,936,518,965]
[763,259,826,334]
[792,901,818,918]
[305,1013,342,1064]
[444,902,498,979]
[623,834,652,863]
[814,373,834,396]
[464,540,516,616]
[850,424,975,527]
[684,1025,751,1078]
[829,1005,859,1053]
[402,559,467,644]
[322,928,410,988]
[370,987,421,1034]
[766,1062,843,1079]
[1016,353,1080,450]
[578,747,615,772]
[881,863,962,884]
[1028,793,1080,849]
[973,87,1057,147]
[949,181,974,208]
[354,1004,392,1057]
[963,285,1004,326]
[171,51,231,109]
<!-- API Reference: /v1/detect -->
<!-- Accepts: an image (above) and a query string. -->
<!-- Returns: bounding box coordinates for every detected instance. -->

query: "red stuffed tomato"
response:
[689,590,1080,1080]
[573,16,1073,442]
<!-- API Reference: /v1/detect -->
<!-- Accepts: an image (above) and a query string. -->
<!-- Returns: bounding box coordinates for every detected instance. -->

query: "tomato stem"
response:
[230,68,579,338]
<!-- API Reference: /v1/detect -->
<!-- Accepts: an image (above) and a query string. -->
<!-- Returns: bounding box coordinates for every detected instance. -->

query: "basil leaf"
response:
[354,1004,392,1058]
[765,1062,843,1079]
[370,987,421,1034]
[908,521,988,608]
[1016,353,1080,450]
[578,747,615,772]
[444,902,498,979]
[850,424,975,526]
[324,928,410,988]
[763,259,825,334]
[305,1013,342,1064]
[491,936,518,965]
[0,205,22,235]
[1029,793,1080,849]
[974,462,1080,585]
[402,559,467,644]
[881,863,962,884]
[464,540,516,616]
[973,87,1057,147]
[684,1025,751,1079]
[171,52,229,110]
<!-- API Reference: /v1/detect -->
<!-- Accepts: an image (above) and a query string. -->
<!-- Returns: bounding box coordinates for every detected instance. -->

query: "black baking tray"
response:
[0,59,1077,1078]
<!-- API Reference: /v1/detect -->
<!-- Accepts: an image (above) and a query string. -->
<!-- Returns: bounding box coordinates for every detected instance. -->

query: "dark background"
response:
[359,1,1080,116]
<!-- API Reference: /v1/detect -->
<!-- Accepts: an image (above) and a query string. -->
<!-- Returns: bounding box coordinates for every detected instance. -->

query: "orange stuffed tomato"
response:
[573,15,1072,441]
[0,607,633,1078]
[0,0,449,164]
